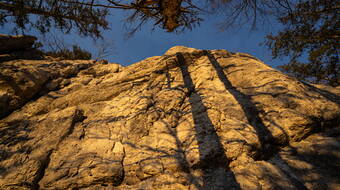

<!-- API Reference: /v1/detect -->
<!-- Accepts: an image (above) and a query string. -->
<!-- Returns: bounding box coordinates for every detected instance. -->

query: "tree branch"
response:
[0,2,85,22]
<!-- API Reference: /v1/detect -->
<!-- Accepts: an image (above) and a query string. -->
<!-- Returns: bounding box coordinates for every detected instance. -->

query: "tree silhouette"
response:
[0,0,291,36]
[266,0,339,86]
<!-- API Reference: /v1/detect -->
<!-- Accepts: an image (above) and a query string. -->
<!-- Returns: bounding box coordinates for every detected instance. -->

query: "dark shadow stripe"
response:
[205,51,275,156]
[205,51,309,189]
[177,53,240,189]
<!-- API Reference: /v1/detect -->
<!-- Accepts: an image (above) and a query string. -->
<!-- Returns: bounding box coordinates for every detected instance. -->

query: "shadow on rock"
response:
[177,52,241,189]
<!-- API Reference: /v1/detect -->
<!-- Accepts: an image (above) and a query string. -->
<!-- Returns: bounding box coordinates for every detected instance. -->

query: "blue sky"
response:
[1,9,287,67]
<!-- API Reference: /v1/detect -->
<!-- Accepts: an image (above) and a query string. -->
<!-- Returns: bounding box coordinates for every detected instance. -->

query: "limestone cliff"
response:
[0,44,339,190]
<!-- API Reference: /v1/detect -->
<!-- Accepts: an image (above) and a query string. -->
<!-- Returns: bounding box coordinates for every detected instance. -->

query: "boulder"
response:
[0,34,37,53]
[0,46,339,189]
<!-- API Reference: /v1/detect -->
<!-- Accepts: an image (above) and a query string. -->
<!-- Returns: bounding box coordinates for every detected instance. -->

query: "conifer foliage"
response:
[266,0,339,86]
[0,0,109,37]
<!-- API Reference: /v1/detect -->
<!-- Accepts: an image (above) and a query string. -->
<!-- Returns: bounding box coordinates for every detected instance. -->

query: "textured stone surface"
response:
[0,46,339,189]
[0,59,95,118]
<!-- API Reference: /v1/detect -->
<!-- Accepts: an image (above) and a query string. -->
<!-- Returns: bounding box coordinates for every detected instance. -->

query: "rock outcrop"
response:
[0,34,42,62]
[0,34,37,53]
[0,45,339,189]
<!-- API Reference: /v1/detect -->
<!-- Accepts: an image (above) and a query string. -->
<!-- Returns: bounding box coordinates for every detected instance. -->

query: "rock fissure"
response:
[31,150,53,190]
[62,109,86,141]
[30,109,87,189]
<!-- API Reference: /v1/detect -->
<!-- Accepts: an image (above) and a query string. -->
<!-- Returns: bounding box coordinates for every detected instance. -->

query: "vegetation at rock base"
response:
[0,0,338,85]
[44,45,92,60]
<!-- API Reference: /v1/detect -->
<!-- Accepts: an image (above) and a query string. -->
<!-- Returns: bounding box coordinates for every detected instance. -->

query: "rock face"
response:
[0,34,37,53]
[0,34,42,62]
[0,59,95,118]
[0,45,339,190]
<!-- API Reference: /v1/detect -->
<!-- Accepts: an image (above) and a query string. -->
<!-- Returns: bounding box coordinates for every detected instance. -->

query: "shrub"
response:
[45,45,91,60]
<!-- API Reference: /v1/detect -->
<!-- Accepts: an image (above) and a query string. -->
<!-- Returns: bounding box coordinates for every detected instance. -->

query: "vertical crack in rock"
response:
[176,52,241,189]
[32,108,86,189]
[32,150,53,190]
[114,141,126,186]
[60,109,87,142]
[205,51,277,159]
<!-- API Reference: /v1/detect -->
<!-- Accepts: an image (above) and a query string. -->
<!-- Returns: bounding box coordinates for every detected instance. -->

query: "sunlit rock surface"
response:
[0,45,339,189]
